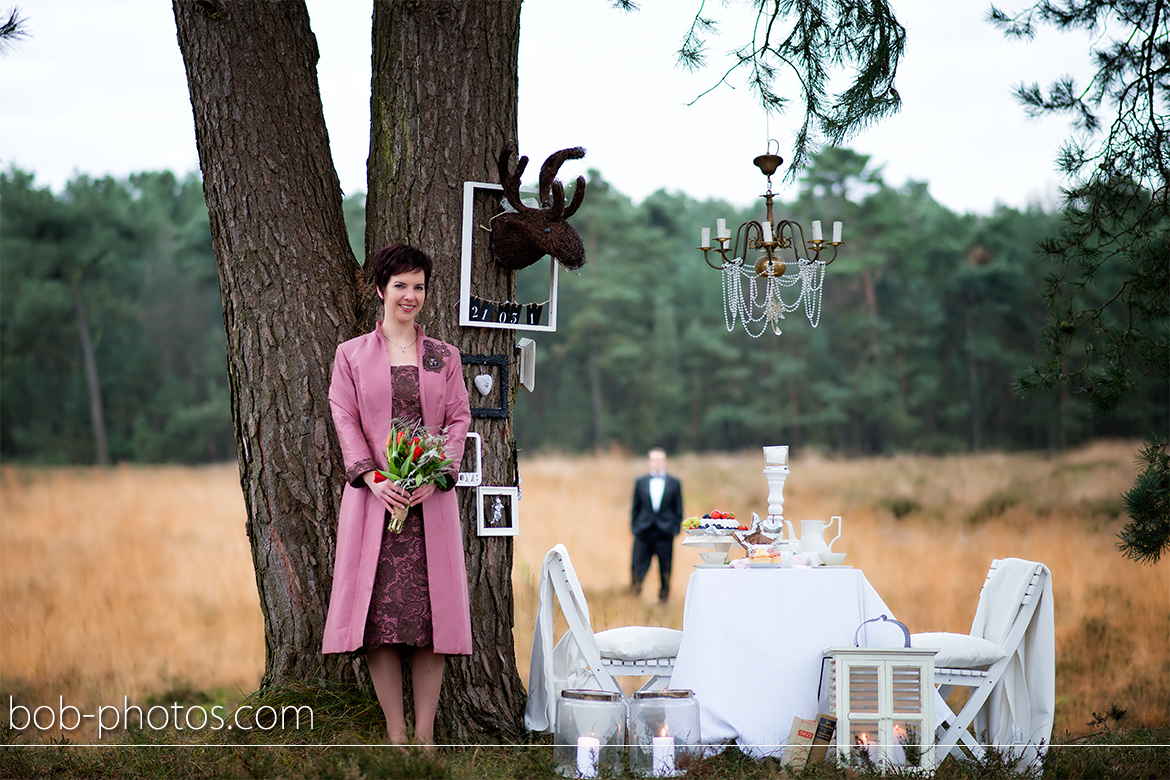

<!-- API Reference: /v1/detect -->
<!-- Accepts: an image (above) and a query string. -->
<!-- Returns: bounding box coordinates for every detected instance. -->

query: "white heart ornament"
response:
[474,374,494,396]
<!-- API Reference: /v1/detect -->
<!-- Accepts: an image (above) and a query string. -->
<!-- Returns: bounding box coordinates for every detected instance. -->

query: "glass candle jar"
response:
[554,689,626,778]
[629,689,701,777]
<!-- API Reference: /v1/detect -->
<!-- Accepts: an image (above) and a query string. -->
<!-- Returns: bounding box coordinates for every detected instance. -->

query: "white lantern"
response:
[823,647,937,771]
[554,690,627,778]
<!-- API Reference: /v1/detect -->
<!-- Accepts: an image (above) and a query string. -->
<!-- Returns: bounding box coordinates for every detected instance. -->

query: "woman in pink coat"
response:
[322,244,472,746]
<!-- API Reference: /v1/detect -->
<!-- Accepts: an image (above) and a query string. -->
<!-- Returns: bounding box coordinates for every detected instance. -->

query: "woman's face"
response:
[381,269,427,325]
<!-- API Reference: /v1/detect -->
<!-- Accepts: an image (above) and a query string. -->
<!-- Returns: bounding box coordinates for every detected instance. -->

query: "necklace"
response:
[385,335,417,354]
[382,323,418,353]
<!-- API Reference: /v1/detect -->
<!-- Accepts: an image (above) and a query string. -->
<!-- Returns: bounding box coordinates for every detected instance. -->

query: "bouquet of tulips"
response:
[372,419,456,532]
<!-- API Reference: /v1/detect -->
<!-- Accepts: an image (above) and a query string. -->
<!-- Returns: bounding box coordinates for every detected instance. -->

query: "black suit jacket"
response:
[631,473,684,537]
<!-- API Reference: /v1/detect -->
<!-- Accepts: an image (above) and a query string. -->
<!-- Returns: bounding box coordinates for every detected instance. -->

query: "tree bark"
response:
[172,0,364,687]
[366,0,527,740]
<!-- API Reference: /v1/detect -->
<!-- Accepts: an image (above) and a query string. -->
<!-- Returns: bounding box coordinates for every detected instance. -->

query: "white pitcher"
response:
[797,516,842,553]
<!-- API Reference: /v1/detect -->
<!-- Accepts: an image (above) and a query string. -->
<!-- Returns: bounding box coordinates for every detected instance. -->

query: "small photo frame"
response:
[477,485,519,537]
[462,354,510,419]
[456,432,482,488]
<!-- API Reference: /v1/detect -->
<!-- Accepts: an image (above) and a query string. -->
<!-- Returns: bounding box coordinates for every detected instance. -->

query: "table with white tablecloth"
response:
[668,567,900,758]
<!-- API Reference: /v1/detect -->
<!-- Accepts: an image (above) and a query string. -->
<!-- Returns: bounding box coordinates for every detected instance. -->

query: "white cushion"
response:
[911,632,1009,668]
[595,626,683,661]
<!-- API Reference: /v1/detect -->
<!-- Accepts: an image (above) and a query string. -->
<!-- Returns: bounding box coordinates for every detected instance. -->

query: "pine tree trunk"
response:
[590,357,605,452]
[365,0,527,740]
[172,0,365,687]
[965,302,981,451]
[74,290,110,467]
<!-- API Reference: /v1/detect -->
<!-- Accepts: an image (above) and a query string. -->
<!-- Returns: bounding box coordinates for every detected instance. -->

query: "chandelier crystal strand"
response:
[742,265,767,338]
[803,260,826,327]
[744,266,772,336]
[723,263,737,332]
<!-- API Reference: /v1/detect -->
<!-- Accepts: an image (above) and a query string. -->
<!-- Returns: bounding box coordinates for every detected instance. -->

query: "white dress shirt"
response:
[649,472,666,512]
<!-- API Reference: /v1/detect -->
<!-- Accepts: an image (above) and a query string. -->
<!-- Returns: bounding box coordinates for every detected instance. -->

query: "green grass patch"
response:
[3,728,1167,779]
[968,488,1024,524]
[880,496,923,519]
[3,682,1165,778]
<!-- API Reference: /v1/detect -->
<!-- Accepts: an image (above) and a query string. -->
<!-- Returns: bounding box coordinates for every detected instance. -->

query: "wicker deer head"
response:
[490,145,587,271]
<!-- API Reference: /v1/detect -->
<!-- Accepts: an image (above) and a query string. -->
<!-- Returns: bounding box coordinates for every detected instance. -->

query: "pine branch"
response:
[1117,436,1170,564]
[0,6,29,54]
[675,0,905,179]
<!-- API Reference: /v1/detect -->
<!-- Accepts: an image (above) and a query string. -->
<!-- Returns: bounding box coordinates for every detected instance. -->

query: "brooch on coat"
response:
[422,340,450,373]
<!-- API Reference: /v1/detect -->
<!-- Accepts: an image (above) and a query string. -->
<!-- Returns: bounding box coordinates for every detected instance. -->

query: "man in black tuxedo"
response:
[630,447,684,603]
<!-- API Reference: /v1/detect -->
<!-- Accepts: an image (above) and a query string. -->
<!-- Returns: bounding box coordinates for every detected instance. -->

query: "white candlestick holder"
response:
[762,445,789,528]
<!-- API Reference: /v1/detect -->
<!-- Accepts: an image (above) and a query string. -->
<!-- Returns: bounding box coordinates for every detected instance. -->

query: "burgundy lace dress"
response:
[363,365,433,648]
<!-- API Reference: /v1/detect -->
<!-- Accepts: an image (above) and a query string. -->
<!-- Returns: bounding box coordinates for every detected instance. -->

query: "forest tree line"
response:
[2,149,1164,464]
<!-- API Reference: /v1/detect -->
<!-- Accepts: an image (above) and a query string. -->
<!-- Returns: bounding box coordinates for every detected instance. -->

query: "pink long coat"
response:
[322,323,473,656]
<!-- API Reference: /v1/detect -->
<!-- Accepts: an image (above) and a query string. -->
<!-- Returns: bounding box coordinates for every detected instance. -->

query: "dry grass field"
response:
[2,441,1166,743]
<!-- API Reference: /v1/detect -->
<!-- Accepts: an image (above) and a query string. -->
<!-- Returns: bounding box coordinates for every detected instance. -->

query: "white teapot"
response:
[789,516,842,553]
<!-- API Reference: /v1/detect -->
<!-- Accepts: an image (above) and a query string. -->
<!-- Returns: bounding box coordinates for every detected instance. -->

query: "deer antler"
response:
[538,147,585,211]
[497,145,532,212]
[563,173,586,219]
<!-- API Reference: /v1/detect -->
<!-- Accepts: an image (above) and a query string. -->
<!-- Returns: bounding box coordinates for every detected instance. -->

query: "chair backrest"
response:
[544,544,621,692]
[971,558,1048,654]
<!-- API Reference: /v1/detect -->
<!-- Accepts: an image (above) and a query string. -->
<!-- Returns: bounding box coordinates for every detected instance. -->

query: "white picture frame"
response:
[476,485,519,537]
[456,432,482,488]
[458,181,560,332]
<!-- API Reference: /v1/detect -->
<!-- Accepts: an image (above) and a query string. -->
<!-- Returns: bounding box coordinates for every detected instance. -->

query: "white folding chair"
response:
[544,543,681,697]
[910,558,1053,766]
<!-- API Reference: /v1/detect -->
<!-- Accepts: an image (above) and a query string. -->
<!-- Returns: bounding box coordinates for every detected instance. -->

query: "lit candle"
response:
[576,736,600,778]
[811,220,822,241]
[857,732,878,763]
[761,221,773,243]
[651,735,676,776]
[832,221,843,243]
[716,218,728,239]
[700,227,710,248]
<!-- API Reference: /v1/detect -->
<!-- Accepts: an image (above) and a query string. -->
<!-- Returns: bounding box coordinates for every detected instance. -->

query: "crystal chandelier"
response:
[698,150,844,337]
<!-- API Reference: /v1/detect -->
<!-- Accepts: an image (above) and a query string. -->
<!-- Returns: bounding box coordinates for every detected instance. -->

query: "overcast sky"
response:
[2,0,1095,215]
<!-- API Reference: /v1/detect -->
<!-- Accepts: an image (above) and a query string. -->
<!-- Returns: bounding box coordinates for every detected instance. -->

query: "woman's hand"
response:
[362,471,411,514]
[410,483,437,506]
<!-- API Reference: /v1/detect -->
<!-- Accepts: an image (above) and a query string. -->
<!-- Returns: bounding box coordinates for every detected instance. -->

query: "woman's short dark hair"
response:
[370,244,433,291]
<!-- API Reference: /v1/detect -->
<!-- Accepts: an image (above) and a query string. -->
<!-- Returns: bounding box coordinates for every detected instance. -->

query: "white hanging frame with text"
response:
[459,181,560,332]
